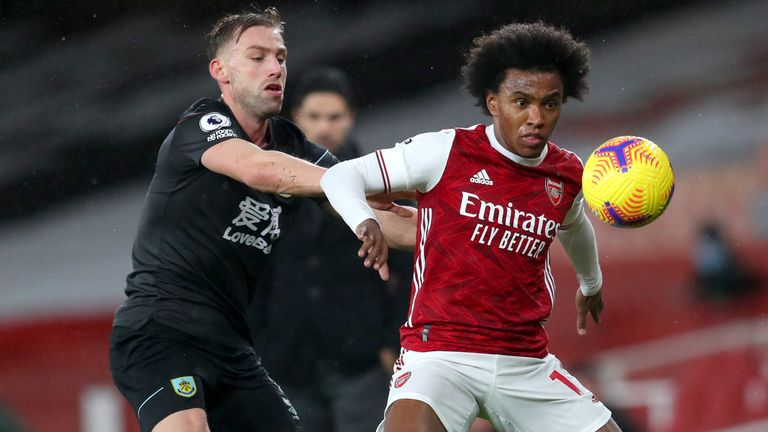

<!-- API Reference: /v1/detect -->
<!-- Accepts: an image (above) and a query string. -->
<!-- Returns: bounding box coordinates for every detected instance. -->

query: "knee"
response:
[152,408,209,432]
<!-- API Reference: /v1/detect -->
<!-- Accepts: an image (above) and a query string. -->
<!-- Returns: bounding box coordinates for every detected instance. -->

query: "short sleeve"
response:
[306,143,339,169]
[169,111,243,171]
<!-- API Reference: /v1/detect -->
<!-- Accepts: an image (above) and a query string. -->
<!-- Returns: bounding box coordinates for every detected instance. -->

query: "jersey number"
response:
[549,370,582,395]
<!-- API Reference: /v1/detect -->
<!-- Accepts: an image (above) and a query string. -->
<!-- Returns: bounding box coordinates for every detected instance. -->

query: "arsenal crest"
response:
[394,371,412,388]
[545,178,564,207]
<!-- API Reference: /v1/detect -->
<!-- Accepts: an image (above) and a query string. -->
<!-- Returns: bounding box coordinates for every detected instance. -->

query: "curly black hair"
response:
[461,22,590,115]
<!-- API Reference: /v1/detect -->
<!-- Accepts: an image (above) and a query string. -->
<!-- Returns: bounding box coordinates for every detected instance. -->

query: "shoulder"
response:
[177,98,232,126]
[171,98,240,137]
[171,98,240,143]
[269,116,338,167]
[400,127,457,148]
[544,141,584,187]
[546,141,584,169]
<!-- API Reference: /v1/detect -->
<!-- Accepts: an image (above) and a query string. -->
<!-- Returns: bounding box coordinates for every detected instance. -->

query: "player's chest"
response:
[424,154,577,253]
[203,176,301,254]
[432,156,574,222]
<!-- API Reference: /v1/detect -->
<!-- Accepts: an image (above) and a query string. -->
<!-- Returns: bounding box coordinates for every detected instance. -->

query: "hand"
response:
[356,218,390,281]
[575,290,604,335]
[367,192,416,218]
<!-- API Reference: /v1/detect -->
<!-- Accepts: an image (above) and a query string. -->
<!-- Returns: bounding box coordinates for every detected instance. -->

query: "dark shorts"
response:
[109,321,302,432]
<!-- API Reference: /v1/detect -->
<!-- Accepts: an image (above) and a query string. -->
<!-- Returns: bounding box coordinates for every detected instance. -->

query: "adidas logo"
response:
[470,169,494,185]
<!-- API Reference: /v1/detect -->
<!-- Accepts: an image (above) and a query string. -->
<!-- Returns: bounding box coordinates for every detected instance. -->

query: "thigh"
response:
[384,399,447,432]
[152,408,208,432]
[206,375,303,432]
[378,350,483,432]
[485,354,612,432]
[110,326,208,432]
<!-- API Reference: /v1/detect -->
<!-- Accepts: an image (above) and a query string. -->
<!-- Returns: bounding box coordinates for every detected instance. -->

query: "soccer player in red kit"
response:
[321,23,622,432]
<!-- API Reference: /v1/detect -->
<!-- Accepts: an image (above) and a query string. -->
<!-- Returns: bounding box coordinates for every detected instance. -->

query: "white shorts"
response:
[377,349,611,432]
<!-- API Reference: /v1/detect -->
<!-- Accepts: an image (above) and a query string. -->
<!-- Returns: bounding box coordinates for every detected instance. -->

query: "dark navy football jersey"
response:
[114,98,337,349]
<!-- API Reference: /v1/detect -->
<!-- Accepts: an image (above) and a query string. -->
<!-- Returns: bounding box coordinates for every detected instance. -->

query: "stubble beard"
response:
[231,80,282,121]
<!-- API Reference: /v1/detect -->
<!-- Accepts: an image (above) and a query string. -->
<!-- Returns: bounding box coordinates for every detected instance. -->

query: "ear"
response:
[209,58,229,84]
[486,91,499,116]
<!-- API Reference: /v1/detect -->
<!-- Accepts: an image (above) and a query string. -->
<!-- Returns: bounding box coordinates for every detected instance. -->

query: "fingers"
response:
[389,204,415,218]
[577,308,587,336]
[590,305,601,324]
[355,219,390,276]
[365,241,388,269]
[357,231,374,259]
[378,262,390,281]
[575,291,604,336]
[368,200,414,218]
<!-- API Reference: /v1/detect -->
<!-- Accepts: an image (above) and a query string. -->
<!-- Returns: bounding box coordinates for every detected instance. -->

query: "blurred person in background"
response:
[693,222,756,300]
[322,22,623,432]
[254,66,412,432]
[108,8,412,432]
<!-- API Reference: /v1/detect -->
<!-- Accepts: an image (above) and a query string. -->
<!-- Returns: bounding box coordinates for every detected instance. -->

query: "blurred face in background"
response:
[213,25,287,120]
[486,69,563,158]
[294,92,354,153]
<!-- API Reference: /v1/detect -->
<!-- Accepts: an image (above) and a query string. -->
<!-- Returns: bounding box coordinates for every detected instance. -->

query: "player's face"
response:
[486,69,563,158]
[294,92,354,153]
[224,25,287,120]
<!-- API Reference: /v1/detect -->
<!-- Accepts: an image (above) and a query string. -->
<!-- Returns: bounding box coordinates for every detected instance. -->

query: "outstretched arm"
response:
[201,138,327,196]
[321,157,418,280]
[558,198,603,335]
[322,131,453,280]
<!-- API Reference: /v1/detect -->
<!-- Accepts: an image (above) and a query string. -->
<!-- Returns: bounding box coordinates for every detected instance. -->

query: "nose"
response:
[526,106,544,128]
[267,56,283,77]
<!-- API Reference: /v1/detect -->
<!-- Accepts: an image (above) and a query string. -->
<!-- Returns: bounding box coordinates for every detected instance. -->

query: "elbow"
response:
[320,164,344,192]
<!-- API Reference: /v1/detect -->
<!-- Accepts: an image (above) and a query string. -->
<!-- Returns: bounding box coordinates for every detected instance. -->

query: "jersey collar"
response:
[485,124,548,167]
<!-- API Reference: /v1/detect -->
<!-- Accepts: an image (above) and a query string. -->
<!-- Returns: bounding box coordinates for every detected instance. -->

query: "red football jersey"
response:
[399,125,583,358]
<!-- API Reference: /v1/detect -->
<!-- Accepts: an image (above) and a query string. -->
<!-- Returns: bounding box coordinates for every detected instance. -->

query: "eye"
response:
[251,57,264,62]
[515,99,527,107]
[545,100,560,109]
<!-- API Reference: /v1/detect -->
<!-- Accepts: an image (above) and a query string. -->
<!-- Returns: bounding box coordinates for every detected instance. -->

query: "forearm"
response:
[558,210,602,296]
[246,150,326,196]
[201,138,326,196]
[320,160,379,230]
[322,160,418,248]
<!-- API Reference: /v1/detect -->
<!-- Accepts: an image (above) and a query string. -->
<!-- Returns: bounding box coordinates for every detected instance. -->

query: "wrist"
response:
[578,272,602,296]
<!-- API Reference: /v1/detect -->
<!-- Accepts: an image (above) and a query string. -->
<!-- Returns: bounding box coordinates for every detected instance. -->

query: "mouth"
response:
[263,83,283,97]
[520,132,546,146]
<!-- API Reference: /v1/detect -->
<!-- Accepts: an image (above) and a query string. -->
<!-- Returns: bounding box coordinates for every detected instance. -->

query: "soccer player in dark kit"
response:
[109,7,412,432]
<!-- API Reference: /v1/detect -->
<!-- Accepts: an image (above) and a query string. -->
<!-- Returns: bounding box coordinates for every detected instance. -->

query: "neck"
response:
[222,93,270,148]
